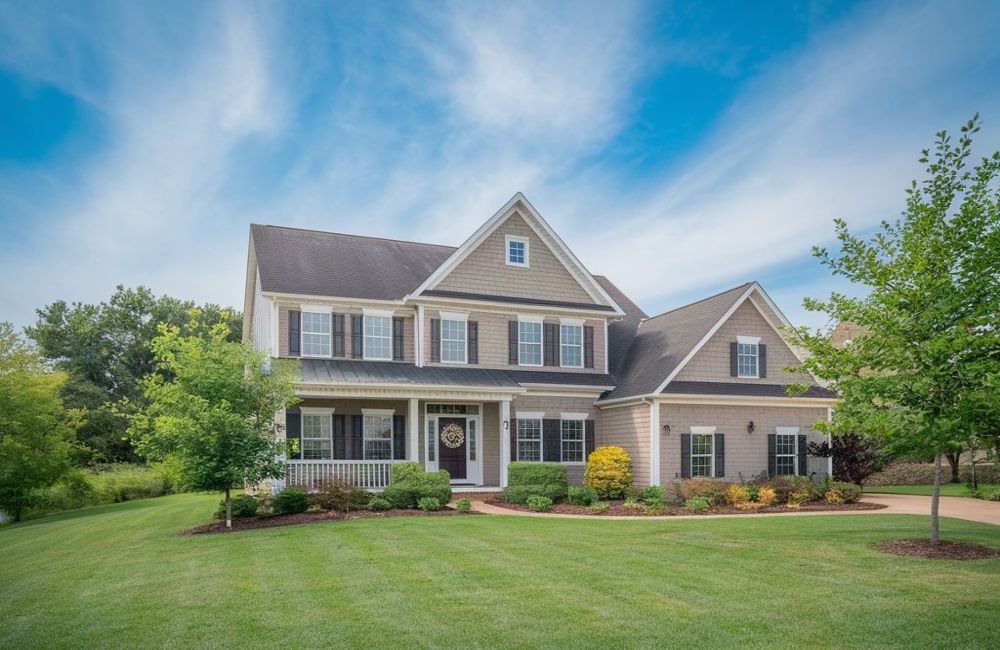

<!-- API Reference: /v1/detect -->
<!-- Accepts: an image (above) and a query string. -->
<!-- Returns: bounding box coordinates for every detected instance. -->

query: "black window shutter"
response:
[510,419,518,462]
[333,414,346,459]
[285,409,301,460]
[714,433,725,478]
[543,419,561,462]
[332,314,345,357]
[392,317,404,361]
[680,433,691,478]
[351,415,364,460]
[585,420,595,462]
[543,323,558,366]
[393,415,406,460]
[430,319,441,363]
[288,310,301,357]
[768,434,777,477]
[584,326,594,369]
[352,315,363,359]
[730,342,738,376]
[797,434,808,475]
[759,344,767,378]
[508,321,519,365]
[467,321,478,364]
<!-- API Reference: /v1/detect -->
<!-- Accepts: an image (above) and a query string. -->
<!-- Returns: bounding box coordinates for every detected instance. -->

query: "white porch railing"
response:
[285,460,400,490]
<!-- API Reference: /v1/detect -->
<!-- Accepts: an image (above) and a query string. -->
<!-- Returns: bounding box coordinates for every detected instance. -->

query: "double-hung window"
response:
[506,236,528,267]
[737,336,759,378]
[775,432,798,475]
[440,316,467,364]
[301,309,331,357]
[362,411,393,460]
[691,433,714,477]
[560,322,583,367]
[363,314,392,360]
[518,320,543,366]
[560,417,585,463]
[301,410,333,460]
[516,417,542,462]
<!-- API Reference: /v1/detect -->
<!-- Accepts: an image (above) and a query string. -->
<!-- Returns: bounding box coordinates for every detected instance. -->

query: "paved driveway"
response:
[862,493,1000,526]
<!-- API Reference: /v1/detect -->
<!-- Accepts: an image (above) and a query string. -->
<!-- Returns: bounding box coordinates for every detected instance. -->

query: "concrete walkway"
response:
[470,493,1000,525]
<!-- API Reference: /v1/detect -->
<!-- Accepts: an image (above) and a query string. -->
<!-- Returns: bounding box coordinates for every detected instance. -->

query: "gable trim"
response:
[651,283,816,395]
[409,193,624,315]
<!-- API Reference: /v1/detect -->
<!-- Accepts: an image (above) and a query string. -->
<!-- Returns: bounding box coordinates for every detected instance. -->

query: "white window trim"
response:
[559,415,586,465]
[362,313,393,361]
[516,317,543,367]
[559,322,583,368]
[300,307,332,359]
[690,429,715,478]
[300,407,335,461]
[361,409,394,461]
[505,235,529,267]
[775,426,800,476]
[361,408,395,416]
[515,416,543,463]
[736,335,760,379]
[439,315,468,365]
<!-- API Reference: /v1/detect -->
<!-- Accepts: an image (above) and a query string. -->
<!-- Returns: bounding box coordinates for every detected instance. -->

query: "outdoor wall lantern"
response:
[662,424,671,435]
[747,421,755,434]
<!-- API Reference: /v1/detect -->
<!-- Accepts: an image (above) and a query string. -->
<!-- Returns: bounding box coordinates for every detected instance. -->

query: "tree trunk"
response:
[930,453,942,545]
[945,452,960,483]
[225,486,232,530]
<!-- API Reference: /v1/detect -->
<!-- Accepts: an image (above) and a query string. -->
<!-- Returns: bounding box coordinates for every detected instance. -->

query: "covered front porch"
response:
[280,387,522,491]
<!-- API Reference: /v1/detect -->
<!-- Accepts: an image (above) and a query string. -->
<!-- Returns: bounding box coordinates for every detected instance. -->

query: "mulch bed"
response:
[485,497,886,517]
[181,507,474,535]
[873,538,1000,560]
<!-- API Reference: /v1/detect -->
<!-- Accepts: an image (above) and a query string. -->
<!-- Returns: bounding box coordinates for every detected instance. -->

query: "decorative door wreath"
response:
[440,423,466,448]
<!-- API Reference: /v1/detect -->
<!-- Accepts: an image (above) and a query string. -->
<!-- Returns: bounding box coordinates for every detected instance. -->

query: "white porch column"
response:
[649,401,661,486]
[408,398,420,461]
[500,399,511,487]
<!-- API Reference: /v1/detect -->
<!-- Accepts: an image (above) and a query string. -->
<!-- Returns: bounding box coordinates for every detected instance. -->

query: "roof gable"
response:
[412,193,623,313]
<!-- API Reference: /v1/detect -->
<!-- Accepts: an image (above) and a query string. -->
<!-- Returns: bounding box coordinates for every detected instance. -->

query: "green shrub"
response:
[368,496,392,511]
[686,496,712,512]
[417,496,442,511]
[504,462,568,504]
[273,488,308,515]
[526,495,553,512]
[825,481,862,503]
[764,475,819,504]
[19,464,178,521]
[588,502,611,514]
[382,463,451,508]
[349,488,371,509]
[214,494,259,519]
[568,485,598,506]
[639,485,666,502]
[309,478,354,512]
[454,498,472,512]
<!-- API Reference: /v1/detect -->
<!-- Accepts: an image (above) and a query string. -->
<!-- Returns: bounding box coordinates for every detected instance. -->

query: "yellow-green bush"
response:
[725,484,750,507]
[584,446,632,499]
[756,486,777,507]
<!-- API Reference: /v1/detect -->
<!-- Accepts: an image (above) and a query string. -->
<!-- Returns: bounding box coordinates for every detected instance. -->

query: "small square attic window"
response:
[506,236,528,267]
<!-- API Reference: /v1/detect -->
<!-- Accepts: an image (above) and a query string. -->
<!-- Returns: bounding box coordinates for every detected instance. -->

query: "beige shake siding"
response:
[597,403,651,487]
[512,395,600,484]
[435,211,598,305]
[277,304,415,363]
[422,308,607,374]
[658,404,829,483]
[673,299,812,385]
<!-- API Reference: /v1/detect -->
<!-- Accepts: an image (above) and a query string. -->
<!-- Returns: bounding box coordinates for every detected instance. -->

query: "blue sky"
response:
[2,0,999,330]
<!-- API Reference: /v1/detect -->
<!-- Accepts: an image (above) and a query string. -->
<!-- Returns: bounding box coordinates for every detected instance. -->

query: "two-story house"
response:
[242,193,836,492]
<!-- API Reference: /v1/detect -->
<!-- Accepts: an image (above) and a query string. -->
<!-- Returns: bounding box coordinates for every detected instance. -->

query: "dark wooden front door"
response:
[438,417,467,481]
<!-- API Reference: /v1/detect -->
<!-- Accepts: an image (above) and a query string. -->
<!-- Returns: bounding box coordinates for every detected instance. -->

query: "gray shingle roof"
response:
[594,275,647,377]
[299,359,613,389]
[601,283,753,401]
[252,224,456,300]
[661,381,836,399]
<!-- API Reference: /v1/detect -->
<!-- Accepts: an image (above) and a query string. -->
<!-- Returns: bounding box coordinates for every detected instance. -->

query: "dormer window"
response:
[506,236,528,267]
[736,335,760,378]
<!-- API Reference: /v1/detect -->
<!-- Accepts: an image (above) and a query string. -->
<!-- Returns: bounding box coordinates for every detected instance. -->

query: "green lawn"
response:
[2,494,999,649]
[866,484,999,497]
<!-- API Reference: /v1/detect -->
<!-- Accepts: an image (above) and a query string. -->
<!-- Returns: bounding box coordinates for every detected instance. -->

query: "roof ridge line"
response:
[251,223,458,250]
[640,282,754,324]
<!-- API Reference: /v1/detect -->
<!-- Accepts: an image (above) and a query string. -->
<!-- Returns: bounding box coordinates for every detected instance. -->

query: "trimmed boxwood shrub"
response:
[381,462,451,509]
[214,494,259,519]
[273,487,308,515]
[568,485,598,506]
[417,496,441,511]
[503,462,568,504]
[454,498,472,512]
[368,496,392,511]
